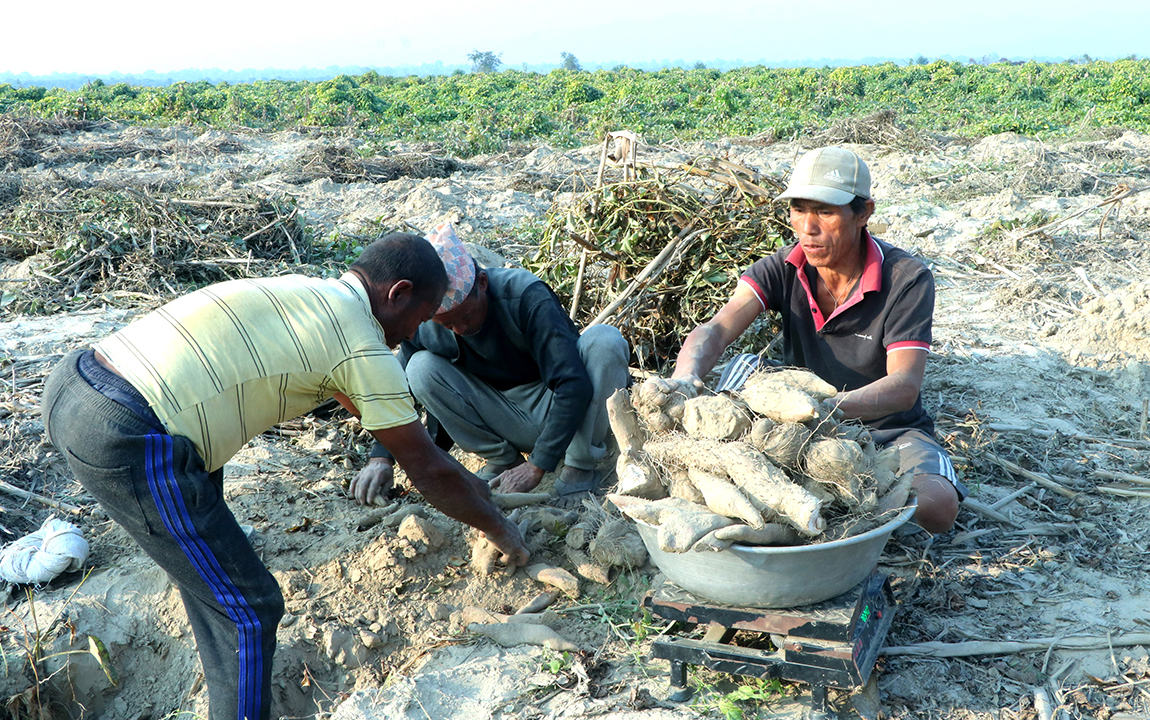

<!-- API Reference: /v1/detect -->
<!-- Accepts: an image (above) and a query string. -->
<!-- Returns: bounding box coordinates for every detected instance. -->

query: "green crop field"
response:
[2,59,1148,155]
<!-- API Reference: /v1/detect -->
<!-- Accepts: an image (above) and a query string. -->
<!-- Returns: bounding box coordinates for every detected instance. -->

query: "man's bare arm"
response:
[370,420,528,564]
[332,391,360,418]
[673,282,764,382]
[337,390,524,561]
[830,348,926,422]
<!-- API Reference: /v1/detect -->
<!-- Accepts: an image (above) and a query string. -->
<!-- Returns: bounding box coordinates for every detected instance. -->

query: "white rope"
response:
[0,516,89,584]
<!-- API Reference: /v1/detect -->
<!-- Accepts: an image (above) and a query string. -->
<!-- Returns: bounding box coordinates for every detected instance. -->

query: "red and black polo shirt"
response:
[740,231,935,434]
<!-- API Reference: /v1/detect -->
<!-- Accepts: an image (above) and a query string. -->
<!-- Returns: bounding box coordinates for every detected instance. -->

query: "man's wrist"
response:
[368,442,394,461]
[525,456,556,475]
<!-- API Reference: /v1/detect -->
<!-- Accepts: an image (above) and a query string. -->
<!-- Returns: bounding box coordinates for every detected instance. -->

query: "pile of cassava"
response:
[606,368,915,555]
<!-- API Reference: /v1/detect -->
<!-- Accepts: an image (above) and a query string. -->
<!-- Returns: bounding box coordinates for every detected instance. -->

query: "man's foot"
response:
[552,467,602,496]
[549,469,601,508]
[476,456,526,483]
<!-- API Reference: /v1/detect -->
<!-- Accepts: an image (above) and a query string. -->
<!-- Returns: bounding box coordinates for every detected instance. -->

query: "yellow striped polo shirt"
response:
[95,272,417,472]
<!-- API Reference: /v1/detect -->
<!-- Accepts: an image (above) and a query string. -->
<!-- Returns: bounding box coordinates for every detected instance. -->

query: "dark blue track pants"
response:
[43,350,283,720]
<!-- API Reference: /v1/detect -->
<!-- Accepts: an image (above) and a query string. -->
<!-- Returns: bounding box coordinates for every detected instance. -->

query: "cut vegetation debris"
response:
[288,145,473,185]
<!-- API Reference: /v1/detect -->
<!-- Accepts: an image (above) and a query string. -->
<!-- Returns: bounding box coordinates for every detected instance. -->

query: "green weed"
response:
[976,210,1054,243]
[692,674,794,720]
[3,574,120,719]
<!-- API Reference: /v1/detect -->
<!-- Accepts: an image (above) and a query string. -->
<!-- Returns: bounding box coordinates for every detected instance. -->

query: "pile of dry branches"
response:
[289,145,472,184]
[0,187,312,315]
[812,109,936,151]
[525,156,793,369]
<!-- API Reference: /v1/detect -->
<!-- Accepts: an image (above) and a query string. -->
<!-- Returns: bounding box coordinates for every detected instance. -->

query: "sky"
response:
[5,0,1149,76]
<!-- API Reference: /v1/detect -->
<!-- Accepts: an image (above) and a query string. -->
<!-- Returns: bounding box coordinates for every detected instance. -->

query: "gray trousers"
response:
[406,324,629,471]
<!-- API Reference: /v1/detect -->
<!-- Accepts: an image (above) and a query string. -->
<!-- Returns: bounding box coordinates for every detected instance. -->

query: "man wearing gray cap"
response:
[667,146,964,534]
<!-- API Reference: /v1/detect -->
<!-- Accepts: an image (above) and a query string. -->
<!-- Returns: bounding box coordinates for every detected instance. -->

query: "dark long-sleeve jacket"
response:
[373,267,592,471]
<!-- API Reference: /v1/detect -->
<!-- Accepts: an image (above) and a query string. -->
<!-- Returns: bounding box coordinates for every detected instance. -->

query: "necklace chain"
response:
[823,270,860,309]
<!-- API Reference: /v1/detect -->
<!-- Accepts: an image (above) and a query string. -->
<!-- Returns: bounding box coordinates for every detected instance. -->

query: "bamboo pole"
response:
[882,632,1150,658]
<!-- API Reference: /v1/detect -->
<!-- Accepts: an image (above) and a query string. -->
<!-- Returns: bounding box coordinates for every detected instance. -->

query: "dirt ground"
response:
[3,120,1150,720]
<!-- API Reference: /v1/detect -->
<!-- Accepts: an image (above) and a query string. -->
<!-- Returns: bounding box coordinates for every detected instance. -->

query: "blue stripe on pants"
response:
[144,434,265,720]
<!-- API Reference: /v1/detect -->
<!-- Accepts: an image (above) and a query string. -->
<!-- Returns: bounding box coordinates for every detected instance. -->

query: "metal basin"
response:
[634,500,916,608]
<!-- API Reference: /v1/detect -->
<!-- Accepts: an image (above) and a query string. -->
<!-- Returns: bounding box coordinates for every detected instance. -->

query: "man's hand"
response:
[666,373,705,394]
[819,396,847,422]
[369,420,528,558]
[349,457,394,505]
[490,461,546,494]
[637,376,700,409]
[481,515,531,570]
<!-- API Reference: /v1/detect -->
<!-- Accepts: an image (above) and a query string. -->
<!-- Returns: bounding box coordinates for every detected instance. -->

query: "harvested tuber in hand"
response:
[739,374,820,423]
[682,394,752,441]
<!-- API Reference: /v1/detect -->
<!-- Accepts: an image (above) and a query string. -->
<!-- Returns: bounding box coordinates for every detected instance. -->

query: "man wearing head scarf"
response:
[42,233,528,720]
[661,147,964,534]
[351,222,630,505]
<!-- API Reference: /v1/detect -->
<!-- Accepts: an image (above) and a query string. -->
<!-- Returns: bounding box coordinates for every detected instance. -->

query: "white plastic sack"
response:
[0,516,89,584]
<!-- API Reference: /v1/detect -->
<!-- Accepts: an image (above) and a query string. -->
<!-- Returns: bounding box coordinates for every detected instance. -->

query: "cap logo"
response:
[774,147,871,203]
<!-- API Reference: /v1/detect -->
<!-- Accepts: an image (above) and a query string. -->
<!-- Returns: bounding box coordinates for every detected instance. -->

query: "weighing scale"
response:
[643,571,896,718]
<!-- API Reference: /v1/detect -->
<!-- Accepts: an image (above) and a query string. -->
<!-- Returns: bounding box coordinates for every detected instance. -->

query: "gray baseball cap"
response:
[776,147,871,205]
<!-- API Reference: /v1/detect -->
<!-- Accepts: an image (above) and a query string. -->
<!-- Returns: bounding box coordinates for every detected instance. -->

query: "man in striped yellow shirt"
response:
[42,233,528,720]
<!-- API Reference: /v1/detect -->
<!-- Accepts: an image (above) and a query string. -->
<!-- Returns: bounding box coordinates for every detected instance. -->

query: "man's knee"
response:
[577,325,629,367]
[911,473,960,534]
[405,350,450,399]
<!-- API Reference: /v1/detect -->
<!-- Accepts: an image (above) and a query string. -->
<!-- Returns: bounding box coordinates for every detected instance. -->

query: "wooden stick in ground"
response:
[882,632,1150,658]
[569,134,613,321]
[569,248,589,322]
[0,479,82,515]
[985,452,1080,502]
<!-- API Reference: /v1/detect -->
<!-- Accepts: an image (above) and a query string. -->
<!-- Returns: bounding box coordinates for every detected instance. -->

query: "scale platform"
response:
[643,571,896,716]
